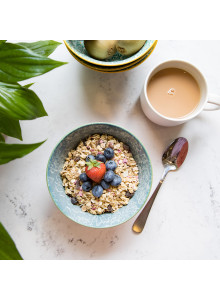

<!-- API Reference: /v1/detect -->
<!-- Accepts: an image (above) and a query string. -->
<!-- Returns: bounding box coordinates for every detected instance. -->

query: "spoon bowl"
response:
[162,137,188,168]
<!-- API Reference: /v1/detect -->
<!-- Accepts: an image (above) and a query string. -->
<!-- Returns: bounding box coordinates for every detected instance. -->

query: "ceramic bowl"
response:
[64,40,157,68]
[46,123,153,228]
[66,41,158,73]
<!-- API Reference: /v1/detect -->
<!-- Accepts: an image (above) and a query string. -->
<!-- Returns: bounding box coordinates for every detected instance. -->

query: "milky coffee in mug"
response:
[147,68,201,119]
[140,60,220,126]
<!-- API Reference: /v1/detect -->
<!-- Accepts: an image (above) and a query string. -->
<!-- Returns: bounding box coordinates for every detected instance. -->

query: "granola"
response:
[60,134,139,215]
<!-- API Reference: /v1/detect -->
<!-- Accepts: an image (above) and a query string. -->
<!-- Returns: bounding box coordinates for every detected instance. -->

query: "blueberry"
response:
[95,154,106,163]
[111,174,122,187]
[100,180,110,190]
[103,170,115,183]
[105,160,117,171]
[86,154,95,162]
[92,185,103,198]
[79,173,89,182]
[71,197,78,205]
[82,181,92,192]
[104,148,114,160]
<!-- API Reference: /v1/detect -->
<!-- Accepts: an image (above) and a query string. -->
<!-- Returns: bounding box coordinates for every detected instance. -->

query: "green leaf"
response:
[85,161,92,170]
[0,111,22,140]
[85,159,100,170]
[0,222,22,260]
[23,82,34,89]
[91,159,101,168]
[18,40,62,57]
[0,140,46,164]
[0,133,5,142]
[0,40,7,45]
[0,82,47,120]
[0,43,67,83]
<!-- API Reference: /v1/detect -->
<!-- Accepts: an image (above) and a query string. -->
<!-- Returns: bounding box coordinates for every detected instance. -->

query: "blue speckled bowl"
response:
[46,123,153,228]
[64,40,157,67]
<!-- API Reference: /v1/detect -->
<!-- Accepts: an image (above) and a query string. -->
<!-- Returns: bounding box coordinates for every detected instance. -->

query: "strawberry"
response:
[85,159,106,183]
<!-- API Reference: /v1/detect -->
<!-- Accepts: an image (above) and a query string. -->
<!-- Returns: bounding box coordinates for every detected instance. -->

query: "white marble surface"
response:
[0,40,220,260]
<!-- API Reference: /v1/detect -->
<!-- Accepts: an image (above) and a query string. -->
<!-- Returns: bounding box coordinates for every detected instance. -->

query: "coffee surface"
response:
[147,68,200,118]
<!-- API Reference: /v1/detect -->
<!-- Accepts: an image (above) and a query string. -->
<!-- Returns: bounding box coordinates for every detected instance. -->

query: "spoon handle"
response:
[132,180,163,233]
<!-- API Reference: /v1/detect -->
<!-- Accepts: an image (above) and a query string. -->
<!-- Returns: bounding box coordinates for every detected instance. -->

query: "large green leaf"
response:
[0,222,22,260]
[0,111,22,140]
[0,133,5,142]
[0,140,45,164]
[0,40,6,45]
[0,43,67,83]
[0,82,47,120]
[18,40,61,57]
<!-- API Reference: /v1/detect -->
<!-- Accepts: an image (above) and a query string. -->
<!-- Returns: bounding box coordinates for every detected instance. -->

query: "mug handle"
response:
[204,94,220,111]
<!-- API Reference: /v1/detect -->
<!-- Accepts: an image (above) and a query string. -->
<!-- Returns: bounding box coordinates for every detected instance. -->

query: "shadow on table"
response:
[78,66,136,121]
[127,96,186,150]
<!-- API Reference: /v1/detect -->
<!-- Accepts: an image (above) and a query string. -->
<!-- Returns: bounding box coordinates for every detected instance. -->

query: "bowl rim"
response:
[66,41,158,73]
[63,40,158,67]
[46,122,153,229]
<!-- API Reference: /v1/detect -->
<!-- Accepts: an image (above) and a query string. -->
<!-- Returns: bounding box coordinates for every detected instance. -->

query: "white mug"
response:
[140,60,220,126]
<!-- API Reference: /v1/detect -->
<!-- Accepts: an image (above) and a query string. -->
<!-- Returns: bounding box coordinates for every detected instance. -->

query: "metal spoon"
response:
[132,137,188,233]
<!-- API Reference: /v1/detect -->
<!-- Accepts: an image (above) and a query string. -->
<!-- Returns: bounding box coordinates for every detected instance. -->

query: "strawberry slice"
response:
[85,159,106,183]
